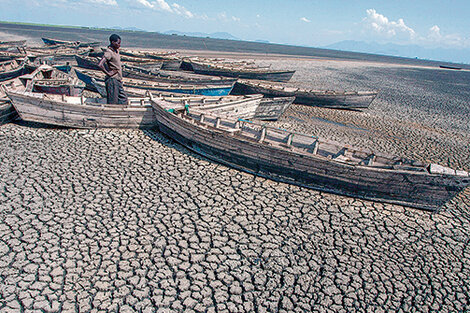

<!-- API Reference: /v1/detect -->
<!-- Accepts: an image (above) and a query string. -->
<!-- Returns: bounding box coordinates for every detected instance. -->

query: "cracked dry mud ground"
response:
[0,125,469,312]
[1,59,470,312]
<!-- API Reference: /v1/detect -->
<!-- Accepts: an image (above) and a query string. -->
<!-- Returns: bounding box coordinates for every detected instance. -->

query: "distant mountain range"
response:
[324,40,470,64]
[110,26,146,32]
[164,30,239,41]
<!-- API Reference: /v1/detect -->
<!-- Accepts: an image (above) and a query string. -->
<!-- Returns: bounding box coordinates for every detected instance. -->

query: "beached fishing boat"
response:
[439,65,462,70]
[5,90,155,128]
[0,40,27,47]
[0,99,17,125]
[120,49,177,60]
[74,68,234,96]
[0,59,25,82]
[75,54,162,71]
[19,64,85,96]
[230,80,378,109]
[118,79,233,96]
[150,96,470,211]
[74,55,101,70]
[122,64,237,86]
[0,40,27,51]
[0,51,26,62]
[27,47,91,62]
[148,93,292,120]
[42,37,100,48]
[190,60,295,82]
[0,79,23,124]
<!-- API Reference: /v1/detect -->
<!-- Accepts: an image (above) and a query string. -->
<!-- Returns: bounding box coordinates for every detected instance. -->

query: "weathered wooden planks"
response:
[151,97,470,211]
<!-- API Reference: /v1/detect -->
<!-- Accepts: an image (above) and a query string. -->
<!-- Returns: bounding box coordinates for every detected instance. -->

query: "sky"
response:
[2,0,470,61]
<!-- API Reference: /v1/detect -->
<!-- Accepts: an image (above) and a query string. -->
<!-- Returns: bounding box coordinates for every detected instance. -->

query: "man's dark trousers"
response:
[105,77,128,104]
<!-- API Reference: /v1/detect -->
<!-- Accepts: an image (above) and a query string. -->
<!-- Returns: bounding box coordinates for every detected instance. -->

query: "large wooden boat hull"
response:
[6,91,155,129]
[190,62,295,82]
[230,81,377,109]
[0,101,18,125]
[151,99,469,211]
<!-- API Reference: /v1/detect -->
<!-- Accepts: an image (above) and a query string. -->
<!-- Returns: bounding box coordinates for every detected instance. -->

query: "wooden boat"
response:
[0,59,25,82]
[150,97,470,211]
[75,54,161,71]
[0,51,26,62]
[27,47,91,62]
[5,90,155,128]
[42,37,79,46]
[193,96,294,120]
[74,68,234,96]
[19,64,85,96]
[0,79,22,124]
[190,60,295,82]
[144,92,290,121]
[0,40,27,47]
[0,40,27,51]
[75,54,101,70]
[230,80,378,109]
[120,49,178,59]
[439,65,462,70]
[123,64,237,86]
[42,37,100,48]
[0,99,17,125]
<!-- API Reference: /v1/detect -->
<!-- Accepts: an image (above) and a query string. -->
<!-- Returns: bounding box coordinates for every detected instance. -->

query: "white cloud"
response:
[134,0,194,17]
[232,16,240,22]
[425,25,468,47]
[156,0,172,12]
[428,25,441,41]
[364,9,415,39]
[300,17,310,23]
[172,3,193,18]
[87,0,117,5]
[136,0,154,8]
[360,10,469,48]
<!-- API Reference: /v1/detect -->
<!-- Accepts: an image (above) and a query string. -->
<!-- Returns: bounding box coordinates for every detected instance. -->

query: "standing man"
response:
[98,34,127,104]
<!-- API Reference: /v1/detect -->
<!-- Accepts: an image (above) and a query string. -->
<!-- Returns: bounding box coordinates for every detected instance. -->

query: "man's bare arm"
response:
[98,57,117,77]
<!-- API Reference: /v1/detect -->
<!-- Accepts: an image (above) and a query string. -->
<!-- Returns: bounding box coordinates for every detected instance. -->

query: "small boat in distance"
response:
[439,65,462,70]
[150,96,469,211]
[42,37,100,48]
[230,80,377,110]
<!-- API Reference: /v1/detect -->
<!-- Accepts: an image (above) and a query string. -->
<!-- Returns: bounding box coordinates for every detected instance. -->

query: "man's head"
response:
[109,34,121,50]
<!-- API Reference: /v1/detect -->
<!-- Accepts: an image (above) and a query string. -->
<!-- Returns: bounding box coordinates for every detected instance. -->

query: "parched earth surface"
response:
[1,58,470,312]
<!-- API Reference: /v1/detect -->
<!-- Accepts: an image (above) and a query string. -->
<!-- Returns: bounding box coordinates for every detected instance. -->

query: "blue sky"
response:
[2,0,470,55]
